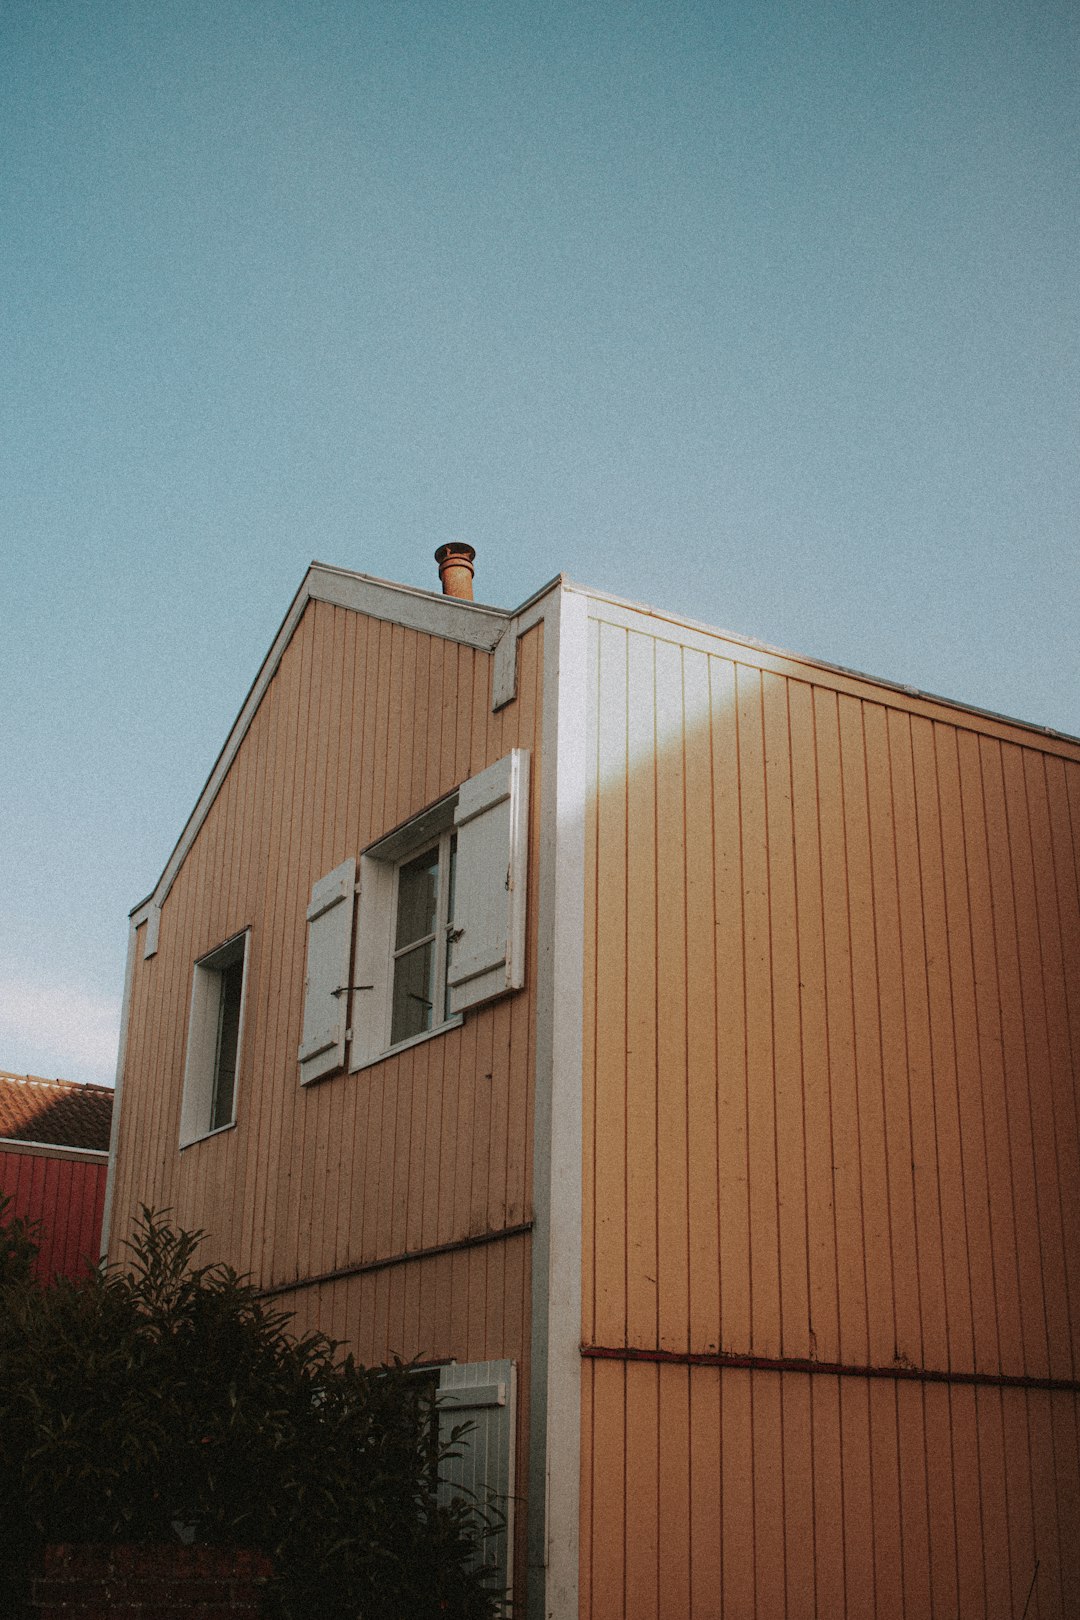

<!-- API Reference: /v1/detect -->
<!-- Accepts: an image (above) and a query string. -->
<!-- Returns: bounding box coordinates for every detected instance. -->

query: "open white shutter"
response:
[349,854,396,1070]
[447,749,529,1014]
[298,857,355,1084]
[438,1359,516,1601]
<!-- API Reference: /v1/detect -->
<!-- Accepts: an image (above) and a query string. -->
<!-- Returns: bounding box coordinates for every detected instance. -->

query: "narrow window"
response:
[180,931,249,1146]
[211,953,244,1129]
[390,832,456,1047]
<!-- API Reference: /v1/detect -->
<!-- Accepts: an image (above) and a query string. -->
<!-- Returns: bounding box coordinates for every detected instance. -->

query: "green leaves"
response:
[0,1205,503,1620]
[0,1193,40,1290]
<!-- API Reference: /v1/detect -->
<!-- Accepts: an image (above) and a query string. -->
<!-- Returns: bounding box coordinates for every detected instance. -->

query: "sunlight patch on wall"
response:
[590,618,739,795]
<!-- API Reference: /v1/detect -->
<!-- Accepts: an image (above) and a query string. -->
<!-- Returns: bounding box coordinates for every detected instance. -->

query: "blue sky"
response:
[2,0,1076,1085]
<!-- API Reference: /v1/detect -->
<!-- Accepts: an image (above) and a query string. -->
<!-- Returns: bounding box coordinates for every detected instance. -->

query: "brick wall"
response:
[32,1544,272,1618]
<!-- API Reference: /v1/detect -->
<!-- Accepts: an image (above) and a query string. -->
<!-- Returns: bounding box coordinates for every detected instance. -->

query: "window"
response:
[349,749,529,1073]
[297,750,530,1079]
[349,794,462,1067]
[210,950,243,1128]
[390,831,457,1046]
[180,930,249,1145]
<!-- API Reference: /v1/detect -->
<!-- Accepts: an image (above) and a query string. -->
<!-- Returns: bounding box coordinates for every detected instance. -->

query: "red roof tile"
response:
[0,1072,114,1152]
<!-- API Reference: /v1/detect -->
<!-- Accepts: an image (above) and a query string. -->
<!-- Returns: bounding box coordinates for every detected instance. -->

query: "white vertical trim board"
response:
[528,583,587,1620]
[100,915,140,1259]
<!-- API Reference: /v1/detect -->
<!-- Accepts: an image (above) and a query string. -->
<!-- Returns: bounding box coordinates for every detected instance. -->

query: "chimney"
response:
[435,542,476,601]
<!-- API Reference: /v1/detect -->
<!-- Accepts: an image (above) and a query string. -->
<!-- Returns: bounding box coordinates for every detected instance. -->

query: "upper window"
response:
[349,795,462,1069]
[390,831,457,1046]
[180,930,249,1146]
[297,750,530,1081]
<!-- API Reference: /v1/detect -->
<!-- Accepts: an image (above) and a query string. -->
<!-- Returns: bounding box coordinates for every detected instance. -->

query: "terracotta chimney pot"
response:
[435,542,476,601]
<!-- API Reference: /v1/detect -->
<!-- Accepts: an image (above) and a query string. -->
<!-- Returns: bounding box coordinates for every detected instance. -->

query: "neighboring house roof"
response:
[0,1072,114,1152]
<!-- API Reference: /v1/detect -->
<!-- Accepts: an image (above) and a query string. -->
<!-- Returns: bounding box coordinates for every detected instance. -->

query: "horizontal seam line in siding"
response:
[580,1343,1080,1394]
[256,1221,534,1299]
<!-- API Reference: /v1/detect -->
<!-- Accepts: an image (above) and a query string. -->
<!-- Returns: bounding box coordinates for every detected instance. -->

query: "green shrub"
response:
[0,1198,503,1619]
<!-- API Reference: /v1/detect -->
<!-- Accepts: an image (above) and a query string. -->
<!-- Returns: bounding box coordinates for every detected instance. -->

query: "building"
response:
[105,547,1080,1618]
[1,1071,113,1281]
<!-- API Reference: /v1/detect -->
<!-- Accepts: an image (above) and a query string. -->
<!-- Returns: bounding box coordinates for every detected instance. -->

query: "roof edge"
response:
[571,579,1080,753]
[130,563,564,927]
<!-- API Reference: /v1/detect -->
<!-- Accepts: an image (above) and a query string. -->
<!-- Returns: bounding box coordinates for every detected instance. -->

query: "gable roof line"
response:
[130,564,556,930]
[567,577,1080,754]
[308,561,511,645]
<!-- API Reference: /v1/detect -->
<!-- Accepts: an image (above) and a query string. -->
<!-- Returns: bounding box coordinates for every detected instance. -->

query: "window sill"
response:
[352,1013,463,1073]
[179,1119,237,1151]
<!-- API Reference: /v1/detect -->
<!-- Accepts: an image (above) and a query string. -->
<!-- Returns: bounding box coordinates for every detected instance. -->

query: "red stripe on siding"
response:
[580,1342,1080,1395]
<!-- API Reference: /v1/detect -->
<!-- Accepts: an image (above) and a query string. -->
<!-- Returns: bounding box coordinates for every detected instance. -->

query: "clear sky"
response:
[2,0,1077,1086]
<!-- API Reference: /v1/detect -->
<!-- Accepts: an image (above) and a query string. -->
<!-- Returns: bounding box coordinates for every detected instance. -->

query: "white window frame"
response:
[350,796,462,1070]
[388,826,457,1047]
[348,748,530,1073]
[179,929,250,1147]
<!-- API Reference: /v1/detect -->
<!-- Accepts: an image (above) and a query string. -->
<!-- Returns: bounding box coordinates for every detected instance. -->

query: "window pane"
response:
[391,941,435,1044]
[395,848,438,949]
[211,955,243,1129]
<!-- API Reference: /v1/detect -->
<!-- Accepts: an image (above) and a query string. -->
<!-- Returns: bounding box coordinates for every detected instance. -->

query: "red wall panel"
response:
[0,1148,108,1281]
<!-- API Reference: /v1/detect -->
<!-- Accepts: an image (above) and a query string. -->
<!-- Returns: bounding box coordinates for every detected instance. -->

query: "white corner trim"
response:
[100,915,139,1259]
[527,583,587,1620]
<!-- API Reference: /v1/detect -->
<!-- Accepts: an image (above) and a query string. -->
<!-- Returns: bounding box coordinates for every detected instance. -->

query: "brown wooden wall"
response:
[108,601,543,1599]
[582,600,1080,1618]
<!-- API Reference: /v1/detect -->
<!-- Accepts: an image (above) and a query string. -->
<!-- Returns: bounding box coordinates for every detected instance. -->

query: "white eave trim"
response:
[308,563,510,650]
[0,1139,109,1163]
[131,564,521,928]
[577,578,1080,752]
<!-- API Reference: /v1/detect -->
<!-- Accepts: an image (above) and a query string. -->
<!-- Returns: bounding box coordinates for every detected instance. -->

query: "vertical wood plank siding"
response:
[0,1148,108,1281]
[582,606,1080,1619]
[108,604,542,1605]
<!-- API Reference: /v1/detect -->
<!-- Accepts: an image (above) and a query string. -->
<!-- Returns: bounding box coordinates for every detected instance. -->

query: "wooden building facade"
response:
[580,590,1080,1620]
[106,562,1080,1618]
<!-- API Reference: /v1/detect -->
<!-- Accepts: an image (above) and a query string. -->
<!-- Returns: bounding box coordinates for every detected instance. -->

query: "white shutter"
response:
[447,750,529,1014]
[349,854,396,1070]
[298,857,355,1084]
[438,1359,516,1601]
